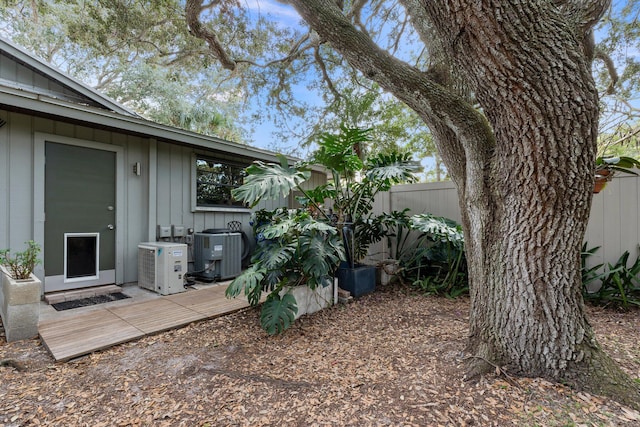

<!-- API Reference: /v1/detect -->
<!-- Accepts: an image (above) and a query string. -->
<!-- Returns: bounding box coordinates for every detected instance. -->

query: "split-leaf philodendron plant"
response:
[226,125,418,334]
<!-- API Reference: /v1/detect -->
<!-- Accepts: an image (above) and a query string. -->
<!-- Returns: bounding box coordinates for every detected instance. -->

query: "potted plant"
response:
[371,209,413,286]
[594,156,640,193]
[0,241,42,342]
[227,125,417,333]
[306,126,418,296]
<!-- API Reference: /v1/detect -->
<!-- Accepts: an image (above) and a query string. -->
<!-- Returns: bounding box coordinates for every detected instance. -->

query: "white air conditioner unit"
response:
[193,232,242,281]
[137,242,187,295]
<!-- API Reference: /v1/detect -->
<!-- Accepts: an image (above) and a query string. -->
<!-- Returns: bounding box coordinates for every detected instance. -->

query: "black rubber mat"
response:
[51,292,130,311]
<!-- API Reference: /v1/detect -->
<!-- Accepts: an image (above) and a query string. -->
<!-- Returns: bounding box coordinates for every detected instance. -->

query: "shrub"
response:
[581,244,640,309]
[0,241,41,280]
[226,208,344,334]
[375,211,468,298]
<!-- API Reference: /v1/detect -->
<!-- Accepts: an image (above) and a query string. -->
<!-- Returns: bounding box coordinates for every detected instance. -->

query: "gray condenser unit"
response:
[193,232,242,281]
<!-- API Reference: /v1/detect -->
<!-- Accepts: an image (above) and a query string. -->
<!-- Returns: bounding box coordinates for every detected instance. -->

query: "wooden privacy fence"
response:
[372,176,640,270]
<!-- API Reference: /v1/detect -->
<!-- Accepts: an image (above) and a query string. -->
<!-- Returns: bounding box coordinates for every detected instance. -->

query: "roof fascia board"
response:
[0,85,319,168]
[0,36,138,117]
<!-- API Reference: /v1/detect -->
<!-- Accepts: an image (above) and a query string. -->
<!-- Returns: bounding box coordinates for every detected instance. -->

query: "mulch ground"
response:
[1,285,640,426]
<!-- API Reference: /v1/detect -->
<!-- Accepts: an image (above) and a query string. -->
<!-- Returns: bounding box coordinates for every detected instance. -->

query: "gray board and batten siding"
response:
[0,109,327,290]
[0,38,134,115]
[0,37,326,292]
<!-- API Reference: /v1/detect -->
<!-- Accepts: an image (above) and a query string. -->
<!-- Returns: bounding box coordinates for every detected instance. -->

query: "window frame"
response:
[191,153,251,212]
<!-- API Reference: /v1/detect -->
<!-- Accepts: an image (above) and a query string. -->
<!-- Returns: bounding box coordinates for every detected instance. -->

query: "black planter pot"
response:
[336,262,376,297]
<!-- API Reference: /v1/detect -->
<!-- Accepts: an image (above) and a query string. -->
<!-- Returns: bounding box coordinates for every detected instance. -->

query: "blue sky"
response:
[243,0,639,159]
[241,1,316,154]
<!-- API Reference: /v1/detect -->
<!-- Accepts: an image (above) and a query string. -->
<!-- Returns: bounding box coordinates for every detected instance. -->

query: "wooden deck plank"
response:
[38,284,258,362]
[165,284,253,316]
[166,284,228,306]
[39,310,144,362]
[107,299,203,334]
[182,298,251,317]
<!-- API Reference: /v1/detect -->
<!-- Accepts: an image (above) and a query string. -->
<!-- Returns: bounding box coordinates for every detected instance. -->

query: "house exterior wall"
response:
[0,108,303,289]
[0,51,102,108]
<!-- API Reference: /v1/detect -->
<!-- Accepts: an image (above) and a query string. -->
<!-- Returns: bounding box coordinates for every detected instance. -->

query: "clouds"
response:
[243,0,301,23]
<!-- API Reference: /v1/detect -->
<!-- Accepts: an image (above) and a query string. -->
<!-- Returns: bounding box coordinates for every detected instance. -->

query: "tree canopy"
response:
[2,1,636,167]
[1,0,443,165]
[0,0,247,141]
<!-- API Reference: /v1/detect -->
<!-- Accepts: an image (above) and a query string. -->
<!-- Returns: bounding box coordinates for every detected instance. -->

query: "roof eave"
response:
[0,85,295,163]
[0,36,138,117]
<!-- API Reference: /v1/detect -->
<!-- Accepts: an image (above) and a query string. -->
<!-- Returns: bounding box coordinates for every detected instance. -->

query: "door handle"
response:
[107,224,115,230]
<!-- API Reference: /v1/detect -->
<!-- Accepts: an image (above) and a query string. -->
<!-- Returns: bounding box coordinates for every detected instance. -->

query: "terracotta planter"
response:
[593,170,612,194]
[593,177,608,194]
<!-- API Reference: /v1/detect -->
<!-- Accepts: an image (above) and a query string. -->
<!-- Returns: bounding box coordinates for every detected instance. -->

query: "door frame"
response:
[33,132,125,289]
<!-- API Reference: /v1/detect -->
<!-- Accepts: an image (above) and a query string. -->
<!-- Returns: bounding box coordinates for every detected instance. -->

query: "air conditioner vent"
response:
[137,242,187,295]
[193,232,242,281]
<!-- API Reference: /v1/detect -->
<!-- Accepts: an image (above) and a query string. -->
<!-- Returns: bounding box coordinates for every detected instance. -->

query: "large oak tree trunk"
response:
[435,1,599,374]
[284,0,640,407]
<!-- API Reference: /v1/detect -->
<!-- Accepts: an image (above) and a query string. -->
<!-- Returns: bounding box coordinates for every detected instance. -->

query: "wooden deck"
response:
[39,284,253,362]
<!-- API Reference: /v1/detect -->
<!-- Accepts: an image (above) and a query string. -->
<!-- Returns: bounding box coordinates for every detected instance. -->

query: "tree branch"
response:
[185,0,237,71]
[555,0,612,35]
[289,0,492,159]
[346,0,369,35]
[594,46,619,94]
[314,45,342,101]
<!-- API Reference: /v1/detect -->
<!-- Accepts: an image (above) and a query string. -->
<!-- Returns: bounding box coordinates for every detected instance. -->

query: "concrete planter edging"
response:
[1,266,42,342]
[282,279,337,320]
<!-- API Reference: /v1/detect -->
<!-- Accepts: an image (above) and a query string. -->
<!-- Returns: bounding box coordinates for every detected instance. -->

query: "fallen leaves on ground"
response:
[1,286,640,426]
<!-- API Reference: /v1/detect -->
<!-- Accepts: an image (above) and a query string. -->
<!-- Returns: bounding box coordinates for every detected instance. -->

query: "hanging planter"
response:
[593,170,611,194]
[594,156,640,194]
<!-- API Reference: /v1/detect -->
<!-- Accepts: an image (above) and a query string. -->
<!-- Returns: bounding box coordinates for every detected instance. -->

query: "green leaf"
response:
[410,214,465,248]
[226,266,265,306]
[304,184,337,205]
[231,161,311,208]
[261,218,297,240]
[254,241,297,271]
[299,231,343,285]
[312,125,370,173]
[260,293,298,335]
[365,152,420,189]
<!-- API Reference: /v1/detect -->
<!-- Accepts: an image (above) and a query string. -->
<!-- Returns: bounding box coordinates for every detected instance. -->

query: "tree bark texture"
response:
[287,0,640,406]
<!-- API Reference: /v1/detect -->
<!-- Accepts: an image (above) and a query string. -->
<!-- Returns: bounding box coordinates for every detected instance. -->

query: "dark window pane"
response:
[196,157,248,207]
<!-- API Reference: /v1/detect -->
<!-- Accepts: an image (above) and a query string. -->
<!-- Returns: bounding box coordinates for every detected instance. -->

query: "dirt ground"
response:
[1,285,640,426]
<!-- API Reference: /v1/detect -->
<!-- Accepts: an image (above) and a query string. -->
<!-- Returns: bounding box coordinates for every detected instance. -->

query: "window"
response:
[196,157,248,208]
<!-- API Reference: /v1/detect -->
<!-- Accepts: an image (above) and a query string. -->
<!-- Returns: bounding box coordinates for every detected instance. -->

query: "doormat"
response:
[51,292,130,311]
